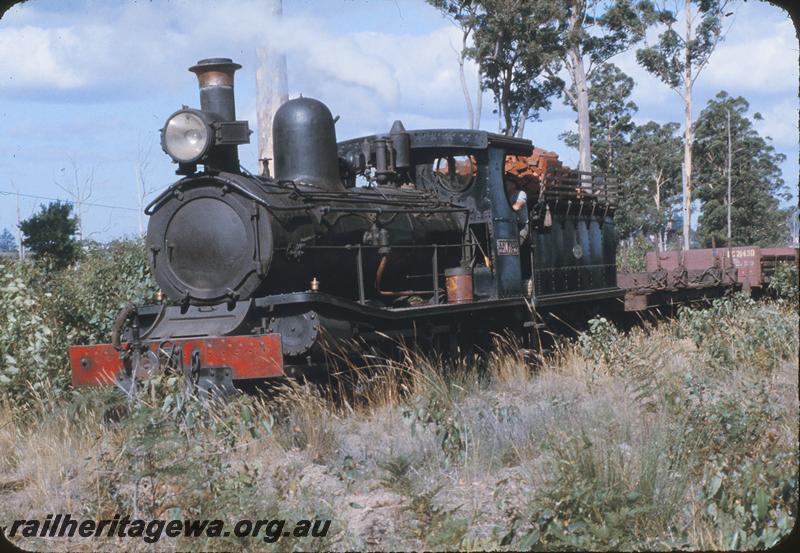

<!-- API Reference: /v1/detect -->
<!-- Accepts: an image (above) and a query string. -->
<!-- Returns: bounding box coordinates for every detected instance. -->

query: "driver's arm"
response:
[512,190,527,211]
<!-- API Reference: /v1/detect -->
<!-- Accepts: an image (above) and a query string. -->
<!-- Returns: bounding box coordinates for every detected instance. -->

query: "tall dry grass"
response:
[0,295,797,551]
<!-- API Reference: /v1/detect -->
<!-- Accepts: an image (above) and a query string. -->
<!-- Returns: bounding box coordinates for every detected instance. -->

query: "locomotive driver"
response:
[507,179,530,244]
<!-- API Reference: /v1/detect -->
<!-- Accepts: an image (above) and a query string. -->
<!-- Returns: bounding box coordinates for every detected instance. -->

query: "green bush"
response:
[676,293,798,372]
[578,316,621,367]
[769,261,798,303]
[49,239,159,343]
[18,200,79,270]
[616,235,652,273]
[0,239,158,404]
[505,430,681,550]
[402,391,466,463]
[0,262,68,399]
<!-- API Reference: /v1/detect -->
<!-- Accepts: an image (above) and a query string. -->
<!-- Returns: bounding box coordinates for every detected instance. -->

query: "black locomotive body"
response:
[69,58,623,391]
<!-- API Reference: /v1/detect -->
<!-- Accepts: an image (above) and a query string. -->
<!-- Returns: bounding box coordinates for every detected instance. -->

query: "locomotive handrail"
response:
[111,302,138,351]
[286,189,454,208]
[320,206,469,214]
[273,243,465,253]
[144,174,467,217]
[143,183,181,215]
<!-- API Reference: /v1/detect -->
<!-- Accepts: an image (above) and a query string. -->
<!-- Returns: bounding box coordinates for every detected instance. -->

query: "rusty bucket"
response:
[445,266,473,304]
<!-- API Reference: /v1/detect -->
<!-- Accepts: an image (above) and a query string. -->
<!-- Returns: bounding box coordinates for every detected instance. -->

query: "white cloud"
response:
[753,98,799,148]
[702,14,797,94]
[265,20,400,104]
[0,1,545,128]
[348,26,475,110]
[0,1,405,105]
[0,26,85,89]
[0,16,191,97]
[605,1,798,114]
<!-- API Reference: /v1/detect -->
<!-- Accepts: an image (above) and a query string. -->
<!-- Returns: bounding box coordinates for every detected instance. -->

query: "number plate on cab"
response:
[496,239,519,256]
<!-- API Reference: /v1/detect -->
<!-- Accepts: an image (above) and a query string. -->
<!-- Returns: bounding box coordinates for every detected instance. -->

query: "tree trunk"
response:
[256,0,289,177]
[136,163,144,237]
[654,170,663,250]
[502,73,513,135]
[474,69,482,130]
[681,0,693,250]
[565,1,591,183]
[15,189,24,260]
[458,28,475,129]
[516,110,527,137]
[569,45,592,178]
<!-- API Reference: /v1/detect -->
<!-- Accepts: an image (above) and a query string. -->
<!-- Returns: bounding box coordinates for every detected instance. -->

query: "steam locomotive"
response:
[66,57,644,393]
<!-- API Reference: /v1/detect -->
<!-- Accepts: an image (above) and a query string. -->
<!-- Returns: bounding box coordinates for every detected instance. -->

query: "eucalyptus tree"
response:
[561,63,638,174]
[256,0,289,176]
[428,0,657,147]
[0,229,16,253]
[693,92,790,247]
[555,0,659,174]
[469,0,565,136]
[636,0,733,249]
[617,121,683,247]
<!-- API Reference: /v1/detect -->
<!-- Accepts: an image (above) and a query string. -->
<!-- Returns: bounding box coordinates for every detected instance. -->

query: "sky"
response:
[0,0,797,244]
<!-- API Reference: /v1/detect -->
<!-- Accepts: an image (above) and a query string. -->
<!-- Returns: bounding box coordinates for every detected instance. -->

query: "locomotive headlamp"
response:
[161,107,251,168]
[162,109,213,164]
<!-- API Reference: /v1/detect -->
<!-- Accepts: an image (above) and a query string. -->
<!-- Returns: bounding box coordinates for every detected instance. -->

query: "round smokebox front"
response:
[147,177,273,304]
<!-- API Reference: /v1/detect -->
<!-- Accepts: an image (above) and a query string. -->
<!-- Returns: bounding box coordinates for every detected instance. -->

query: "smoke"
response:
[258,15,400,104]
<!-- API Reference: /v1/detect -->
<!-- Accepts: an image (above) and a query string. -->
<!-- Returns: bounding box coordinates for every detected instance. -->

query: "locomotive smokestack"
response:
[188,58,243,172]
[189,58,241,122]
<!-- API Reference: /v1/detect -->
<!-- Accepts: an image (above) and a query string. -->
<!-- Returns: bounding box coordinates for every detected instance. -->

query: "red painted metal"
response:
[646,247,798,289]
[69,344,120,386]
[192,334,283,379]
[69,334,284,387]
[760,247,798,258]
[759,248,799,286]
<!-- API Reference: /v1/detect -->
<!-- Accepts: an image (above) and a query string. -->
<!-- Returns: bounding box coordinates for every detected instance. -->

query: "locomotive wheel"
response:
[267,311,320,357]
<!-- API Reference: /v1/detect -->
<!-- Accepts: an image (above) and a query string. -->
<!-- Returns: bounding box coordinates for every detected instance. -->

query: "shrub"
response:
[503,297,799,550]
[676,293,798,372]
[0,261,68,400]
[616,235,652,273]
[48,239,158,343]
[769,261,798,303]
[0,239,158,404]
[678,368,797,549]
[18,200,79,270]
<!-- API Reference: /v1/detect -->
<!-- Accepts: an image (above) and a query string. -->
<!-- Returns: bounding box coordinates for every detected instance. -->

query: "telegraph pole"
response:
[16,191,23,260]
[726,108,732,245]
[136,162,144,237]
[11,180,24,260]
